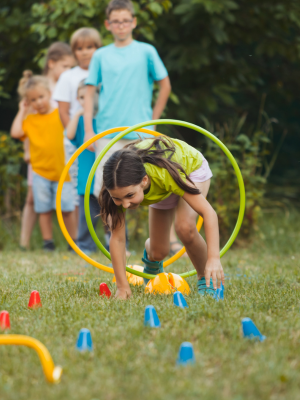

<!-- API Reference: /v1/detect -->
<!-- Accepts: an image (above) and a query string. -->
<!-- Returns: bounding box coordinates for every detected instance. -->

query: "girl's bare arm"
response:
[10,100,27,139]
[57,101,70,128]
[182,192,224,288]
[110,212,132,299]
[66,109,83,140]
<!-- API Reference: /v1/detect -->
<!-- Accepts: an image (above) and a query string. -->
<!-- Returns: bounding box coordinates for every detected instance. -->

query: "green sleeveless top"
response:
[135,138,202,206]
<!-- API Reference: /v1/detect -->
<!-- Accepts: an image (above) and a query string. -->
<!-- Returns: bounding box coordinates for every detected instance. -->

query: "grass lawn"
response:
[0,210,300,400]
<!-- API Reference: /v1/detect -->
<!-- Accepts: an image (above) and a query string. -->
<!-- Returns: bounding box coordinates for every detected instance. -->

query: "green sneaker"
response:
[142,249,164,285]
[197,277,215,296]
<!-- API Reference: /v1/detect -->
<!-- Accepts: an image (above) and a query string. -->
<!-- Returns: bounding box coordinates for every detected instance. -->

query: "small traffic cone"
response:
[28,290,42,308]
[242,318,266,341]
[99,283,111,298]
[177,342,195,366]
[0,310,10,330]
[215,282,224,301]
[173,291,188,308]
[76,328,93,352]
[144,305,161,328]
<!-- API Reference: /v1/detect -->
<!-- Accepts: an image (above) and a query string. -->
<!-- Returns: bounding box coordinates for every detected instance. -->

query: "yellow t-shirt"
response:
[135,138,202,206]
[22,109,70,181]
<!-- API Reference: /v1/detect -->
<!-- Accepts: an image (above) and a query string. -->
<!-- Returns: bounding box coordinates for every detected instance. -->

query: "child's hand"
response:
[84,130,96,152]
[76,109,84,117]
[24,152,30,163]
[114,287,132,300]
[204,257,224,290]
[19,99,28,113]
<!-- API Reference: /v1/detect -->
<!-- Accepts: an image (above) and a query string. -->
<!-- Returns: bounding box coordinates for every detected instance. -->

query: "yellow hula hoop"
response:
[56,127,202,275]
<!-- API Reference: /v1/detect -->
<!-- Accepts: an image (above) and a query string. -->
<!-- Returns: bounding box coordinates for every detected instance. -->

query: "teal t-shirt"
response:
[70,116,96,195]
[135,138,203,206]
[85,40,168,139]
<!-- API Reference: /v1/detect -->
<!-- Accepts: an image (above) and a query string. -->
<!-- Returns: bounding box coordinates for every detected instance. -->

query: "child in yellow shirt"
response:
[11,75,75,251]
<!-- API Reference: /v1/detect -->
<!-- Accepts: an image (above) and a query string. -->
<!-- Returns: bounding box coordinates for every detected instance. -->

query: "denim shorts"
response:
[32,171,75,213]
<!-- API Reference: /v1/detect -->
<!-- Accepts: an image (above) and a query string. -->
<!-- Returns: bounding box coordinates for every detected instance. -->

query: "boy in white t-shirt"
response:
[53,28,102,238]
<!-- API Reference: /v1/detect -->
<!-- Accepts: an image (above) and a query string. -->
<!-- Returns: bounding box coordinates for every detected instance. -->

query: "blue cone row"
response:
[173,291,188,308]
[76,328,93,351]
[144,305,161,328]
[177,342,195,366]
[242,318,266,341]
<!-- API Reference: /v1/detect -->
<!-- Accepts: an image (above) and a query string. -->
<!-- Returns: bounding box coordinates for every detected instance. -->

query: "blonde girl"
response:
[12,42,74,250]
[10,75,76,250]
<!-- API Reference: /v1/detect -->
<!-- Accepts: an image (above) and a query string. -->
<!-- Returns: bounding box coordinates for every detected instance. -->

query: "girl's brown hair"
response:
[99,137,200,230]
[43,42,73,75]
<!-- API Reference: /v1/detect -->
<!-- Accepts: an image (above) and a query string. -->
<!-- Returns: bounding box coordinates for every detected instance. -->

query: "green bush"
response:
[200,106,284,240]
[0,132,26,216]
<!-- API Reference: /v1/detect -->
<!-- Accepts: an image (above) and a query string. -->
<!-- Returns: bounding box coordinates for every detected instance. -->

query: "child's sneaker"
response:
[43,240,55,251]
[197,277,215,296]
[142,249,164,285]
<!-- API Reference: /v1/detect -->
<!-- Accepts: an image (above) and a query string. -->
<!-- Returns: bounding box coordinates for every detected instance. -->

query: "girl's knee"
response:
[175,221,196,244]
[150,247,169,262]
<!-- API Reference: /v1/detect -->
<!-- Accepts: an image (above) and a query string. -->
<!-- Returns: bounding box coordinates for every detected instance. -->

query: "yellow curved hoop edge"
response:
[56,127,202,274]
[0,335,62,383]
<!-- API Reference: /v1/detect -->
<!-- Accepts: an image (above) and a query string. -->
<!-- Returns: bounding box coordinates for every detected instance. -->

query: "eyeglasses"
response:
[108,19,133,27]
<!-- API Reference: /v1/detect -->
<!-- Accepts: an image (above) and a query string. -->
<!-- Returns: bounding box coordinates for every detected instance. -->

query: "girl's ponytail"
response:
[17,70,33,99]
[132,137,200,196]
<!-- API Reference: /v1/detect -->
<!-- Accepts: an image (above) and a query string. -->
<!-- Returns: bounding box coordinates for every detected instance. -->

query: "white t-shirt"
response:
[53,66,89,118]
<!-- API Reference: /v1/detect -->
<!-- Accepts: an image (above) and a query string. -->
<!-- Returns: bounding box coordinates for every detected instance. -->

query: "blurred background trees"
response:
[0,0,299,247]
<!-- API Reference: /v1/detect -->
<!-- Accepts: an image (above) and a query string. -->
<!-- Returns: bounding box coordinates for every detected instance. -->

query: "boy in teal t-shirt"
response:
[84,0,171,197]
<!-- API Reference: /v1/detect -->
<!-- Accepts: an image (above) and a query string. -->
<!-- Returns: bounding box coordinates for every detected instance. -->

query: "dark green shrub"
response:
[0,132,26,216]
[200,107,285,240]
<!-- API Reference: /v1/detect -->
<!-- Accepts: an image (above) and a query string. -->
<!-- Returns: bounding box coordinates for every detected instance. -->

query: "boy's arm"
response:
[57,101,70,128]
[10,100,27,139]
[66,110,83,140]
[83,85,96,151]
[152,76,171,120]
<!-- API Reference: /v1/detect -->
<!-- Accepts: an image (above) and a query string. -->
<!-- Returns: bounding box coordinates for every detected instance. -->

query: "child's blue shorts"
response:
[32,172,75,213]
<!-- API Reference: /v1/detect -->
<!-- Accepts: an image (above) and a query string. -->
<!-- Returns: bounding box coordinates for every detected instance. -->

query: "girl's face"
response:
[77,87,86,108]
[26,85,52,114]
[108,175,149,210]
[74,40,97,70]
[48,56,75,81]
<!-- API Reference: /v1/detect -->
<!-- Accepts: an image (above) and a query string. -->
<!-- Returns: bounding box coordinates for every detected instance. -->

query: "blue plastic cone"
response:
[214,282,224,301]
[76,328,93,351]
[173,291,188,308]
[242,318,266,341]
[177,342,195,366]
[144,305,161,328]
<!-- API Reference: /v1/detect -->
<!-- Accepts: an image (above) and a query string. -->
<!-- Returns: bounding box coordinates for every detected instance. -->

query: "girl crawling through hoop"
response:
[99,137,224,299]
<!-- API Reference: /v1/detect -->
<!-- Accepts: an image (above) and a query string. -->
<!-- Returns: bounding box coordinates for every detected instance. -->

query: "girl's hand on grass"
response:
[204,258,224,290]
[114,287,132,300]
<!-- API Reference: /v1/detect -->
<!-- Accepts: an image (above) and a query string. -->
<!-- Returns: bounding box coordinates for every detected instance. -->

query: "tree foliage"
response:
[0,0,299,184]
